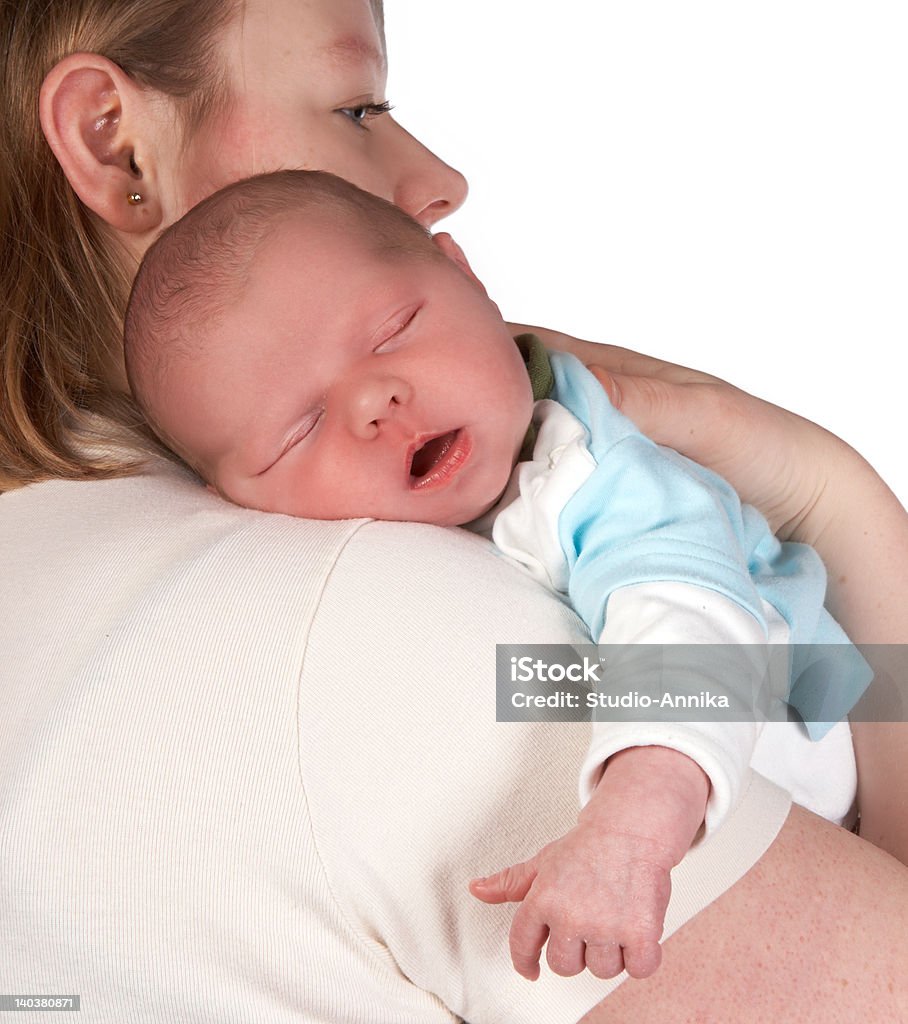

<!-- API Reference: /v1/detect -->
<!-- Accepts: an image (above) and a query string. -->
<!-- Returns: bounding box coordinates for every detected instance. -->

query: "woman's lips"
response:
[408,429,472,490]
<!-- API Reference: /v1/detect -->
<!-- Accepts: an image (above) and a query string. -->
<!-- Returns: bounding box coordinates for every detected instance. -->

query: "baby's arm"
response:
[470,745,708,980]
[473,353,772,979]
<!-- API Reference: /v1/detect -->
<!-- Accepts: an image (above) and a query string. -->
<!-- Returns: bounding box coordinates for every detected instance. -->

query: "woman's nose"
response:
[388,120,469,228]
[341,373,413,439]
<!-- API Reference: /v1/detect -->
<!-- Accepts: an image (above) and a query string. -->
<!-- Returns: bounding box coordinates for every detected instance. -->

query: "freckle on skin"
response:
[838,575,847,584]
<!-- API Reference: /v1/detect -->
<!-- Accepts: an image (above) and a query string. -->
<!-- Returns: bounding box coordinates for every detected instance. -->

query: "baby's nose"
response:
[343,374,413,439]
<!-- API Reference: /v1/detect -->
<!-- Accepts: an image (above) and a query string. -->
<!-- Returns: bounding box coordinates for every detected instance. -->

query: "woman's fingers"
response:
[588,368,689,442]
[542,328,720,384]
[582,343,717,385]
[510,323,716,384]
[588,366,741,447]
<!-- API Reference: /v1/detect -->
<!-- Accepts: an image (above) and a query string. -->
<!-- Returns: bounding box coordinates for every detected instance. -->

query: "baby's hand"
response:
[470,819,674,979]
[469,746,708,982]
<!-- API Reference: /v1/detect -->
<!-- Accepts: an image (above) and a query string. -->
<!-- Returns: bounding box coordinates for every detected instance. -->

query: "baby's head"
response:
[125,170,533,526]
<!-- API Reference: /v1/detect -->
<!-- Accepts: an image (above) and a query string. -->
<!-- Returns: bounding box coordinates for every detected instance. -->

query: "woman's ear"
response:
[39,53,164,234]
[432,232,488,295]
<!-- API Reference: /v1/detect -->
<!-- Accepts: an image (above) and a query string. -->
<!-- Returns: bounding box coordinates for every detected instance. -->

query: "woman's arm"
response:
[581,803,908,1023]
[512,321,908,645]
[596,360,908,646]
[309,521,908,1023]
[519,321,908,863]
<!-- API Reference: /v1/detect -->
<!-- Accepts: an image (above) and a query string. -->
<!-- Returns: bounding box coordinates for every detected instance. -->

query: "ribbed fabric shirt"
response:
[0,455,789,1021]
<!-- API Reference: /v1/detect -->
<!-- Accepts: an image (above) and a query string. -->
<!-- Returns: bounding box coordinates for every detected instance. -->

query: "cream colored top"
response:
[0,459,789,1022]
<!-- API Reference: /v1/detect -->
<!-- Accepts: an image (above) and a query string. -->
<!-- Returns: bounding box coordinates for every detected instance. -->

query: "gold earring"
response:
[127,192,143,205]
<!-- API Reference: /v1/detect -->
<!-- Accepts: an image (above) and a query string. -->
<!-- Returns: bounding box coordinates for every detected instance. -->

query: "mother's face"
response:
[174,0,467,227]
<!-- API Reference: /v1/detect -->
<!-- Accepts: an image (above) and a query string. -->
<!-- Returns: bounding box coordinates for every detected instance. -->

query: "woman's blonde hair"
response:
[0,0,238,491]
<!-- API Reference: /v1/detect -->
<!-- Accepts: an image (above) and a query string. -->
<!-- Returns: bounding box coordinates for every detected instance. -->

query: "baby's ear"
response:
[432,232,487,295]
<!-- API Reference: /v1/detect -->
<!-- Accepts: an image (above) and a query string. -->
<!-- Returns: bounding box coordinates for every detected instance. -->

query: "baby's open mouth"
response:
[410,431,457,479]
[409,430,468,489]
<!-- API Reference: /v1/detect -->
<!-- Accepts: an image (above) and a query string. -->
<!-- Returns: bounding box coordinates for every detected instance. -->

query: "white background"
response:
[385,1,907,505]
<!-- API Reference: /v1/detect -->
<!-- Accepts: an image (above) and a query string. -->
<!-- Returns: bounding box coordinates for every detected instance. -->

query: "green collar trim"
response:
[514,333,554,462]
[514,332,555,402]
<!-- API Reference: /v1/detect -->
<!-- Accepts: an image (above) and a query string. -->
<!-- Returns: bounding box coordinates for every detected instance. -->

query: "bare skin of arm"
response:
[471,747,709,981]
[502,323,908,1020]
[520,323,908,635]
[520,328,908,1022]
[581,803,908,1023]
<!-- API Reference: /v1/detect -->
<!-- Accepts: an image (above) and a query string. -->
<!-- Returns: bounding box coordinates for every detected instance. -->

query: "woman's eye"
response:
[338,100,394,130]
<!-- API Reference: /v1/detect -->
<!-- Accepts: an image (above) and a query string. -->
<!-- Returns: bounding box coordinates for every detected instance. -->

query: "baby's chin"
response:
[214,478,507,526]
[432,487,512,530]
[373,493,494,529]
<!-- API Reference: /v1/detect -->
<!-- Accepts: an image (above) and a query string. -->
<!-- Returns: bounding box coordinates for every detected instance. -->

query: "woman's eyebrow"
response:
[319,35,387,73]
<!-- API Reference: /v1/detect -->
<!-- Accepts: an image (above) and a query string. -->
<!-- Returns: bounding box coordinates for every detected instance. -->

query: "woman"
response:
[1,1,906,1020]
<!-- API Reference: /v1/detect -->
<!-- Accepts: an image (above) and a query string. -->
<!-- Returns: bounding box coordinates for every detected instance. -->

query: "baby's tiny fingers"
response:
[584,940,625,980]
[469,857,538,905]
[622,938,663,979]
[509,909,549,981]
[544,933,586,978]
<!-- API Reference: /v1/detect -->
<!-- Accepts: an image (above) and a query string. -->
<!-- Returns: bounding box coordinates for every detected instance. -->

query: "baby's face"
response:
[167,217,534,525]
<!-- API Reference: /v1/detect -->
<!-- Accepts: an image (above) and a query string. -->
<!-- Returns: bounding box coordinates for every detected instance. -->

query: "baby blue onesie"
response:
[474,339,870,830]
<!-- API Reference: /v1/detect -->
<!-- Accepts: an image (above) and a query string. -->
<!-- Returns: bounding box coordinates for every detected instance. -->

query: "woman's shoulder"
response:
[1,458,357,547]
[0,462,536,626]
[0,462,364,639]
[1,460,589,687]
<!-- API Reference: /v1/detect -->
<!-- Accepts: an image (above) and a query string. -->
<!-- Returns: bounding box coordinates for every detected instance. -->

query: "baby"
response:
[124,170,870,982]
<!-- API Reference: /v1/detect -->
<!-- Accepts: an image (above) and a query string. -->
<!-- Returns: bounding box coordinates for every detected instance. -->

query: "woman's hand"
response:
[511,322,908,646]
[514,322,833,542]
